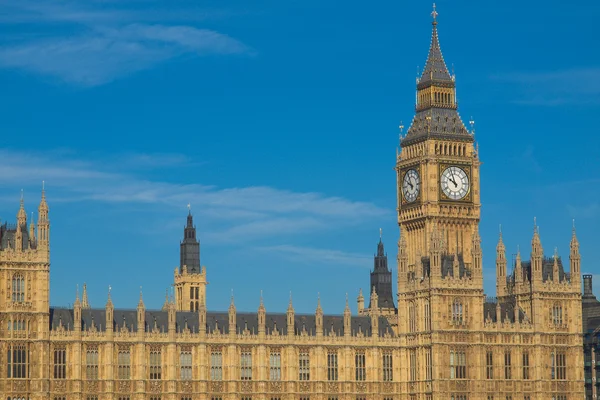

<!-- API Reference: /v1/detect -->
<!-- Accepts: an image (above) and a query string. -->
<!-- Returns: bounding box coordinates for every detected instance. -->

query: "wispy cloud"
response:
[567,202,600,219]
[258,245,372,268]
[491,68,600,106]
[0,2,253,86]
[0,149,391,242]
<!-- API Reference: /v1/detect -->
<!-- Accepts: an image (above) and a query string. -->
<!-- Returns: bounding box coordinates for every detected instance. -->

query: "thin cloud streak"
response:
[491,67,600,106]
[258,245,371,268]
[0,2,253,86]
[0,149,391,243]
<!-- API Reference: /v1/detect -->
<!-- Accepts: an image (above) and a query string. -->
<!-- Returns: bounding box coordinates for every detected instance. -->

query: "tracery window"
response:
[53,348,66,379]
[12,274,25,303]
[409,349,417,382]
[269,351,281,381]
[452,299,464,325]
[408,301,416,332]
[382,352,393,381]
[299,351,310,381]
[450,350,466,379]
[149,349,162,380]
[504,350,512,379]
[486,351,494,379]
[355,351,366,381]
[424,301,431,331]
[86,348,99,380]
[180,350,192,380]
[522,352,530,380]
[552,304,563,326]
[241,350,252,380]
[7,343,28,378]
[118,349,131,380]
[551,351,566,380]
[327,350,338,381]
[210,350,222,381]
[425,348,432,381]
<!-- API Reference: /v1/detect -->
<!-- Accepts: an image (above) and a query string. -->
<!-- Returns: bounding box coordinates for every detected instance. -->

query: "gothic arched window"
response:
[552,304,563,326]
[12,274,25,303]
[452,299,464,325]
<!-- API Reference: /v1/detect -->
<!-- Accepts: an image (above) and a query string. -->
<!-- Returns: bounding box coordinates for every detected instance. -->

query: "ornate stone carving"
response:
[269,381,282,392]
[356,382,367,392]
[299,382,310,392]
[150,380,162,393]
[181,380,193,393]
[118,380,130,393]
[86,380,99,393]
[14,380,26,391]
[327,382,338,393]
[211,381,223,393]
[241,381,252,393]
[383,382,393,393]
[54,380,66,392]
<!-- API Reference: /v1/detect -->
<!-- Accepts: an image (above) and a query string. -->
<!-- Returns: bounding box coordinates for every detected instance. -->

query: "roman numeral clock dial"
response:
[402,169,421,203]
[440,166,470,200]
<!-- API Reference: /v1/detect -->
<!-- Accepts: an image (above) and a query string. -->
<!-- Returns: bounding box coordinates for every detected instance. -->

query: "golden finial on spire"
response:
[431,3,438,24]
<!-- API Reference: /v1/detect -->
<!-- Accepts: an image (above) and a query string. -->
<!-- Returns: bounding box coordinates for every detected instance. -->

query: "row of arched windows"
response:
[11,274,25,303]
[435,142,467,157]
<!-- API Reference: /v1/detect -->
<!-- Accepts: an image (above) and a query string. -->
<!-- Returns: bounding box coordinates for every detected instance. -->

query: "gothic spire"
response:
[17,190,26,226]
[81,283,90,309]
[419,3,453,86]
[180,208,200,274]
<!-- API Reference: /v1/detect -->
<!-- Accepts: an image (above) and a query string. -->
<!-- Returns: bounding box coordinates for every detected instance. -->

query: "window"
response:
[424,301,431,331]
[355,351,366,381]
[450,350,466,379]
[451,396,467,400]
[408,301,416,332]
[9,319,26,331]
[524,396,530,400]
[505,397,512,400]
[180,350,192,380]
[425,348,432,381]
[300,398,310,400]
[522,352,529,380]
[149,397,161,400]
[150,349,162,380]
[552,352,566,380]
[241,350,252,380]
[452,300,463,325]
[504,351,511,379]
[7,343,28,378]
[12,274,25,303]
[327,350,338,381]
[118,349,131,380]
[552,305,563,326]
[55,397,67,400]
[409,349,417,382]
[53,348,66,379]
[299,351,310,381]
[552,396,567,400]
[118,397,130,400]
[86,348,99,380]
[487,396,494,400]
[87,397,98,400]
[210,397,221,400]
[382,352,393,381]
[241,397,252,400]
[269,351,281,381]
[486,351,493,379]
[210,350,222,381]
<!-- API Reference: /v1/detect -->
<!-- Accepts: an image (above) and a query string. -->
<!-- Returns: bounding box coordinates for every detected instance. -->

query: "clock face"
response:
[402,169,420,203]
[441,166,470,200]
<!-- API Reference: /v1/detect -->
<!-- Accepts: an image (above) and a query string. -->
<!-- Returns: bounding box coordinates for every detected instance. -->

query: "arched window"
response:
[452,299,464,325]
[12,274,25,303]
[552,304,563,326]
[408,301,416,332]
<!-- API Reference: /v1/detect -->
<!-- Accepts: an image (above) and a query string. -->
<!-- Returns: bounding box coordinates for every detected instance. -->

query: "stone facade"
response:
[0,6,584,400]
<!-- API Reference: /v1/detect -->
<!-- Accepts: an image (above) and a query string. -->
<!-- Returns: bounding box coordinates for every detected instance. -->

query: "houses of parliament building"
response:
[0,6,584,400]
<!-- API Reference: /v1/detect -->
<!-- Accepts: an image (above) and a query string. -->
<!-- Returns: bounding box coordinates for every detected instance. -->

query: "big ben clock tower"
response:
[396,5,480,270]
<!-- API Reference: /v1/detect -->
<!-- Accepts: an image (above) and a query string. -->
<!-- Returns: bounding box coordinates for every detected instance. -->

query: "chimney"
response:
[583,275,596,299]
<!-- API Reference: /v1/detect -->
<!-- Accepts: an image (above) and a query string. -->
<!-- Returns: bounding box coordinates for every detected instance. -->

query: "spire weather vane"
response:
[431,3,438,22]
[469,117,475,134]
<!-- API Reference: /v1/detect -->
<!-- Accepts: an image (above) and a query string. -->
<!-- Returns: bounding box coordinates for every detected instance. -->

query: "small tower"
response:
[315,295,323,337]
[496,228,507,297]
[28,212,36,247]
[198,300,207,337]
[74,285,82,333]
[228,292,236,337]
[15,193,27,251]
[429,223,443,280]
[471,225,482,280]
[105,286,114,335]
[258,292,266,337]
[174,209,207,311]
[552,248,560,283]
[369,230,395,311]
[570,221,581,290]
[286,293,294,337]
[344,293,351,337]
[515,247,522,284]
[370,287,379,337]
[357,288,364,314]
[37,184,50,257]
[397,229,409,290]
[81,283,90,309]
[137,288,145,336]
[531,219,544,285]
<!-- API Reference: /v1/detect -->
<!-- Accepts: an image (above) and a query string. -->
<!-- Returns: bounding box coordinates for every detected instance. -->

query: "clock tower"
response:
[396,6,480,271]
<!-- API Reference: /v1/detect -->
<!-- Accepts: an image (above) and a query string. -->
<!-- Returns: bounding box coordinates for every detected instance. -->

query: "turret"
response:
[471,225,482,279]
[258,292,266,337]
[137,288,145,336]
[198,301,206,337]
[570,221,581,289]
[29,212,35,246]
[81,283,90,309]
[496,228,506,297]
[106,287,114,335]
[37,184,50,254]
[429,223,443,279]
[397,229,409,293]
[286,293,294,337]
[168,296,176,336]
[357,288,364,314]
[344,294,351,338]
[531,219,543,285]
[315,295,323,337]
[15,193,26,250]
[515,247,522,284]
[552,248,560,283]
[229,292,236,337]
[370,230,395,309]
[180,208,200,274]
[74,285,82,333]
[370,287,379,337]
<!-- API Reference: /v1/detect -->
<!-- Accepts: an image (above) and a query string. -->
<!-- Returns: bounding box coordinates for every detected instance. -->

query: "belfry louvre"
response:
[0,6,583,400]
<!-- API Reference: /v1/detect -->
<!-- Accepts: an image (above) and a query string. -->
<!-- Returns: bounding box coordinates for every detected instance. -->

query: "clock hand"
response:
[449,169,458,187]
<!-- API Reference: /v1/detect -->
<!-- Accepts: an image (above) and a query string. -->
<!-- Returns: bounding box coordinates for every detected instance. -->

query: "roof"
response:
[511,257,570,283]
[50,307,395,337]
[418,20,453,87]
[483,299,527,324]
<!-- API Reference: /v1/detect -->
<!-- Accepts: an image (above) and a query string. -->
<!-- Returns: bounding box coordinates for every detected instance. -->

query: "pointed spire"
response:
[29,212,35,240]
[106,285,113,308]
[74,284,81,307]
[162,289,170,310]
[81,283,90,309]
[287,291,294,313]
[258,289,265,311]
[570,219,580,251]
[39,181,48,212]
[515,247,523,283]
[17,190,26,226]
[419,3,453,85]
[316,292,323,314]
[229,289,236,312]
[344,293,351,313]
[138,286,145,308]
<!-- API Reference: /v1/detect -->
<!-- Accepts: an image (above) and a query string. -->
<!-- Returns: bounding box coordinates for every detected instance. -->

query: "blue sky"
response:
[0,0,599,313]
